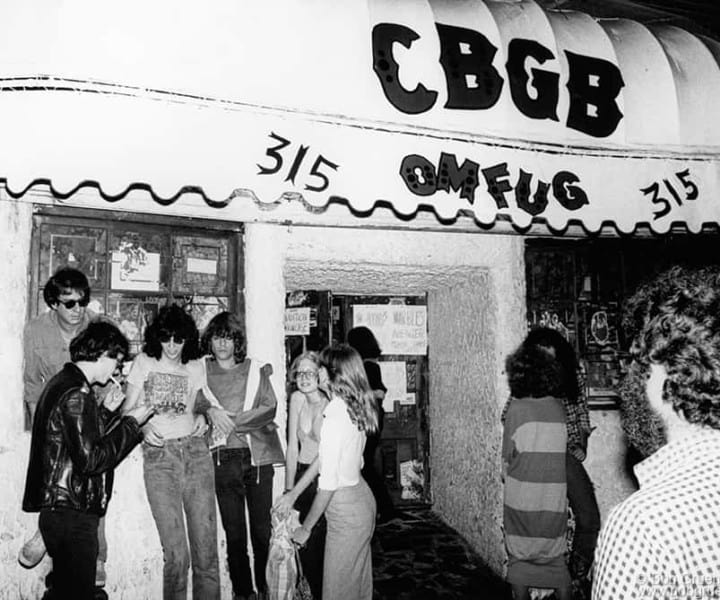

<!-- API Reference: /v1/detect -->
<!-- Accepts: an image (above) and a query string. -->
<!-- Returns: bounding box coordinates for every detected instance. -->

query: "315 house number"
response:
[257,132,339,193]
[641,168,699,220]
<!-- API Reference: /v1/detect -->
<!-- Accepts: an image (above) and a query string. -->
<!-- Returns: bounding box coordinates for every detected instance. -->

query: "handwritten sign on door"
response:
[353,304,427,355]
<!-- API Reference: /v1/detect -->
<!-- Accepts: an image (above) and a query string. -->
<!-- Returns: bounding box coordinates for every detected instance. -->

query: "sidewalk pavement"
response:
[372,506,512,600]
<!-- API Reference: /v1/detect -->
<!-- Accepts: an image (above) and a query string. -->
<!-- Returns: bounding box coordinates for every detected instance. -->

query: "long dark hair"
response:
[506,339,565,399]
[347,326,382,359]
[525,327,581,403]
[143,304,200,364]
[200,311,247,363]
[321,344,378,433]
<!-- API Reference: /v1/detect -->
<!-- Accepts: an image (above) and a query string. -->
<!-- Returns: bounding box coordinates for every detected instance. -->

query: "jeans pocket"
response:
[188,436,211,460]
[143,444,165,461]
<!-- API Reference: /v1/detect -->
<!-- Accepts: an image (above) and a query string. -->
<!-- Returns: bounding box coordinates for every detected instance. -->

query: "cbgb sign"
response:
[371,22,625,139]
[369,20,627,218]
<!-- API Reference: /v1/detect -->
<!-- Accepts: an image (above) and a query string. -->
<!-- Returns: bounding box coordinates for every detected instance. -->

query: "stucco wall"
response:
[428,273,505,571]
[587,410,638,520]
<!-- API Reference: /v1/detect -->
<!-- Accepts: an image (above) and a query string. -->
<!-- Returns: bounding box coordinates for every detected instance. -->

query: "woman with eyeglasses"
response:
[278,344,378,600]
[283,351,329,599]
[123,304,220,600]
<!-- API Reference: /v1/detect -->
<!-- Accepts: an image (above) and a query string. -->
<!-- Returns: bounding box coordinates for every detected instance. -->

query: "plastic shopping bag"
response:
[266,508,301,600]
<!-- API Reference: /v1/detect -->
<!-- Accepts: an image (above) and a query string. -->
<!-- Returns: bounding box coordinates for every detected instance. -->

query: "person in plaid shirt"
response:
[593,266,720,599]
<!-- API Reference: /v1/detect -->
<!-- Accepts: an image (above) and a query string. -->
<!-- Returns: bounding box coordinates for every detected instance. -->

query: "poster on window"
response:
[352,305,427,355]
[285,307,311,335]
[110,248,161,291]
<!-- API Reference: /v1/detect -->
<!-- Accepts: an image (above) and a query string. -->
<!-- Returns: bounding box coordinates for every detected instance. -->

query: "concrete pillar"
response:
[0,196,32,434]
[243,222,289,492]
[0,196,42,598]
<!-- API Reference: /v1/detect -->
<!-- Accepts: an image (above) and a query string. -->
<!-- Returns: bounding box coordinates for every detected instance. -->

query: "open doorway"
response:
[285,290,431,506]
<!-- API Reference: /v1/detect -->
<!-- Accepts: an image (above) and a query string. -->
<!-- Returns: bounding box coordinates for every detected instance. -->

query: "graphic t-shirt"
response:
[127,353,206,440]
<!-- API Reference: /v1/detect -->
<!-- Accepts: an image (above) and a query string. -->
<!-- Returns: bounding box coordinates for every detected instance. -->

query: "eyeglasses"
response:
[296,370,318,380]
[57,298,89,310]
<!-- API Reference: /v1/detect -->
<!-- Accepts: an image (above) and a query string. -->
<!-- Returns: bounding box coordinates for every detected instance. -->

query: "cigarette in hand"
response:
[110,376,122,388]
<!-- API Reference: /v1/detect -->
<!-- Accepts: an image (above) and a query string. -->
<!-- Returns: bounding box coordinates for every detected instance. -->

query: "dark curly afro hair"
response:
[506,341,565,399]
[622,265,720,432]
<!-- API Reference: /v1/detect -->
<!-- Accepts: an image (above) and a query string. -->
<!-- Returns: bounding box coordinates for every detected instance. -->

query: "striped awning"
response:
[0,0,719,233]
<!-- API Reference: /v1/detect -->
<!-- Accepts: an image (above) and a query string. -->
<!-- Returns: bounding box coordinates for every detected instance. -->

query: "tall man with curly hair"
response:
[593,266,720,599]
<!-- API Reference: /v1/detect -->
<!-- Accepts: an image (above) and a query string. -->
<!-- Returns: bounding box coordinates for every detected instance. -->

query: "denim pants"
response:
[213,447,273,596]
[323,479,376,600]
[294,462,326,600]
[566,453,601,578]
[39,508,99,600]
[143,436,220,600]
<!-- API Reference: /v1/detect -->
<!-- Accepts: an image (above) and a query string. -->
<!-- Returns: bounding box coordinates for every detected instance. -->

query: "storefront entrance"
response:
[285,291,431,505]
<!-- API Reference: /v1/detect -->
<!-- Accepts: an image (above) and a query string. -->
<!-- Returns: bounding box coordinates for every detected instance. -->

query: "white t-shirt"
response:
[317,396,366,491]
[127,353,206,440]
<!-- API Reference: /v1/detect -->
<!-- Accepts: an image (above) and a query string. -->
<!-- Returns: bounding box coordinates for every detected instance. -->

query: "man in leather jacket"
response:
[22,320,154,599]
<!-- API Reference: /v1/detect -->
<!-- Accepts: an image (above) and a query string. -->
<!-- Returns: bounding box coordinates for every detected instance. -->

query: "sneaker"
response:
[18,530,46,569]
[95,560,106,587]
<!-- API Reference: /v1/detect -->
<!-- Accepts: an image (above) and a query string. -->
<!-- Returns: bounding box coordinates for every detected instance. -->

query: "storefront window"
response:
[526,236,720,409]
[29,209,242,357]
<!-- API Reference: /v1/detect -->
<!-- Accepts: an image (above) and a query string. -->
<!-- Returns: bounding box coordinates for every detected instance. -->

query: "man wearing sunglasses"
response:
[23,267,94,428]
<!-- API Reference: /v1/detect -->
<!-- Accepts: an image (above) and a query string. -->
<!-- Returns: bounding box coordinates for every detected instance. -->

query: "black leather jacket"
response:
[23,363,143,516]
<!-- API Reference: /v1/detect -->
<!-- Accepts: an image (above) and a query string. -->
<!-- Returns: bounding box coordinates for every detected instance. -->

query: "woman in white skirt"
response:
[278,343,378,600]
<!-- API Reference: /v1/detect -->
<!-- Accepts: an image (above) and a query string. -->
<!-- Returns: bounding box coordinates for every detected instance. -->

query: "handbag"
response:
[294,546,314,600]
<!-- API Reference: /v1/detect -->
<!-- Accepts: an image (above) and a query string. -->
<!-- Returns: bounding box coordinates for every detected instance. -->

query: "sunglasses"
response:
[158,333,186,343]
[57,298,89,309]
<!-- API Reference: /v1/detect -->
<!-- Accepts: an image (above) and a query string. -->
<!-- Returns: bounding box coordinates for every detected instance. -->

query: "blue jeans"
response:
[214,447,273,597]
[323,480,376,600]
[143,436,220,600]
[40,508,99,600]
[566,454,600,578]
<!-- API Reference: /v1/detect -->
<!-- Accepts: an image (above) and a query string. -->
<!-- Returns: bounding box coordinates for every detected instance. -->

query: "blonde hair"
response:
[321,344,378,434]
[288,351,322,386]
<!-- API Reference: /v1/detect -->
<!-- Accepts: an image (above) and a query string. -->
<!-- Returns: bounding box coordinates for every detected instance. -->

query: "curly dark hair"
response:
[70,320,129,363]
[200,311,247,363]
[506,340,565,399]
[143,304,200,364]
[525,327,581,404]
[43,267,90,308]
[621,265,720,431]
